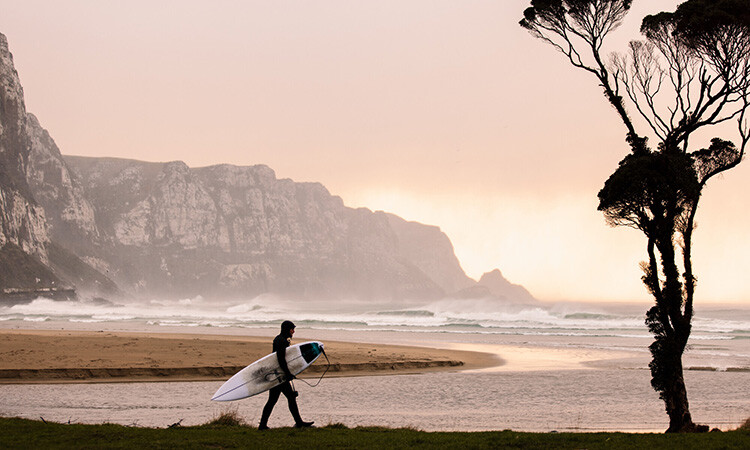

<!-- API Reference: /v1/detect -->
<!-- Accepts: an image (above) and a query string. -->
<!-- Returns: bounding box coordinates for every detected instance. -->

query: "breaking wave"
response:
[2,296,749,341]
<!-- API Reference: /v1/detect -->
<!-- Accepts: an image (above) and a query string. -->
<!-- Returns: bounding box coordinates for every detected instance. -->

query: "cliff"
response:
[59,156,472,301]
[0,33,58,292]
[1,31,534,304]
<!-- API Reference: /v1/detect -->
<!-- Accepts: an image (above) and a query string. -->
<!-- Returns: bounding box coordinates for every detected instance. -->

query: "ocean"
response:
[1,297,749,431]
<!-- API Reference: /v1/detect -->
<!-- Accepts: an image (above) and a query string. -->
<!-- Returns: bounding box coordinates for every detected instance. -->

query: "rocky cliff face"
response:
[0,34,49,259]
[62,156,468,301]
[23,114,117,296]
[2,31,534,304]
[386,213,475,294]
[0,33,57,291]
[26,114,98,246]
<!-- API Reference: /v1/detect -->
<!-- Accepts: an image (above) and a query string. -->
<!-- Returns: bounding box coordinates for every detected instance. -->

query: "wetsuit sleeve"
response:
[273,335,293,378]
[277,346,292,377]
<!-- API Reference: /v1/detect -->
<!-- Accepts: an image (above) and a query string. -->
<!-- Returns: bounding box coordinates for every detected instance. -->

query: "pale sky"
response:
[1,1,748,302]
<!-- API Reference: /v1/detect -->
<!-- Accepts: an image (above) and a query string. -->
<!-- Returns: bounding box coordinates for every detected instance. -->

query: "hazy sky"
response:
[1,1,747,302]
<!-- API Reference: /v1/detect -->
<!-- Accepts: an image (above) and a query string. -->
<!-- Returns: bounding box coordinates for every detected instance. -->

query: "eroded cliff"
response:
[0,33,57,292]
[2,31,534,305]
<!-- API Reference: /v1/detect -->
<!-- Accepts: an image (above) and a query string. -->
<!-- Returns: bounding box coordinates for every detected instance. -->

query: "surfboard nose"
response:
[300,341,323,364]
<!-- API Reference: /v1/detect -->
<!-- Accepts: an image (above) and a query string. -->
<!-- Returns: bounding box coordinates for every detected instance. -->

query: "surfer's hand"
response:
[285,373,296,381]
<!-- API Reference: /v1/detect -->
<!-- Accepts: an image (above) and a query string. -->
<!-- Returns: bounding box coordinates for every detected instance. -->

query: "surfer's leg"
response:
[259,385,282,429]
[281,382,313,427]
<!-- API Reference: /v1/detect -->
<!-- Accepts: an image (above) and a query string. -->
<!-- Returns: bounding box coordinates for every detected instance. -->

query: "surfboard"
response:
[211,341,324,401]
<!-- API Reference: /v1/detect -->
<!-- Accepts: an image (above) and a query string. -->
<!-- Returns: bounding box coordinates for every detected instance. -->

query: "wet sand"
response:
[0,329,502,383]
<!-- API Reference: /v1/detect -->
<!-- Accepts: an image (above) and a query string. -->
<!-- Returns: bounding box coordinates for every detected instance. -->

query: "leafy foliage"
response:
[597,151,699,230]
[692,138,742,183]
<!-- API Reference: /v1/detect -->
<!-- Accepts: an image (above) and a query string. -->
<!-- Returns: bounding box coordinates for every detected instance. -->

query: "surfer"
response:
[258,320,314,430]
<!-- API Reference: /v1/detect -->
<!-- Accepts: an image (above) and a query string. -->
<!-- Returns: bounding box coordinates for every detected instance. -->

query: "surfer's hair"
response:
[281,320,296,332]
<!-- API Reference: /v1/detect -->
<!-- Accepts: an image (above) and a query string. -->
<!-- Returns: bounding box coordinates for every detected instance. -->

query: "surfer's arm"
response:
[276,346,295,379]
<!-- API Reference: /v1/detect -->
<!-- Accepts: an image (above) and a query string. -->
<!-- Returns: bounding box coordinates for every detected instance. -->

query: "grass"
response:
[1,417,749,449]
[203,406,247,427]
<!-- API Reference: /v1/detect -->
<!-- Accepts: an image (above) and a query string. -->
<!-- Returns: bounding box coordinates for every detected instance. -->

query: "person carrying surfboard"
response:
[258,320,314,430]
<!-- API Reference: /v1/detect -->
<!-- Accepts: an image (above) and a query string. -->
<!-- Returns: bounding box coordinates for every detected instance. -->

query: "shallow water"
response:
[1,369,748,432]
[2,301,749,432]
[4,299,749,373]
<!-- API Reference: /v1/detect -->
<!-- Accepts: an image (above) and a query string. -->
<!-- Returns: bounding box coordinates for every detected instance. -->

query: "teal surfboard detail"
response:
[300,342,322,364]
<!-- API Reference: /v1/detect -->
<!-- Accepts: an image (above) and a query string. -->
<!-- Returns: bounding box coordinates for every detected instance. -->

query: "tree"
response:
[521,0,749,433]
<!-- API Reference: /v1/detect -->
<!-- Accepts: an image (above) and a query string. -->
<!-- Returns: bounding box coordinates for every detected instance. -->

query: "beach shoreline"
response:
[0,328,502,384]
[2,324,748,432]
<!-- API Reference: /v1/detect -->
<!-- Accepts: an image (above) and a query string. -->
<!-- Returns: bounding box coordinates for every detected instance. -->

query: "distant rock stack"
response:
[477,269,536,303]
[451,269,537,304]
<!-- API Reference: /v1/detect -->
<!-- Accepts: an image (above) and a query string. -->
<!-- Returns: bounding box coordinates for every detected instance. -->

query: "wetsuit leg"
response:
[280,381,304,424]
[260,384,282,427]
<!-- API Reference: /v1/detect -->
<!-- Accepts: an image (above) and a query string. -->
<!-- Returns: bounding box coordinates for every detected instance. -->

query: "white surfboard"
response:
[211,341,324,401]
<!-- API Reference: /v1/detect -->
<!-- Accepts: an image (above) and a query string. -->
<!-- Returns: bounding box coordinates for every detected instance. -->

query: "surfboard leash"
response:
[296,347,331,388]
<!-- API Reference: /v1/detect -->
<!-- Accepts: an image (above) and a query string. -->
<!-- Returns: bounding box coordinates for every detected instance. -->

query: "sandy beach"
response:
[0,329,502,383]
[1,325,748,431]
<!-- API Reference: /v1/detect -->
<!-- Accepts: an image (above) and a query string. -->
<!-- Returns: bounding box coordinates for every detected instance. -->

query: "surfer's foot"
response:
[258,424,270,431]
[295,421,314,428]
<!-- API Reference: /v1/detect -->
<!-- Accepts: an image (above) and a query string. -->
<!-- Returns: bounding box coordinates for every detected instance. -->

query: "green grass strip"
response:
[1,417,748,449]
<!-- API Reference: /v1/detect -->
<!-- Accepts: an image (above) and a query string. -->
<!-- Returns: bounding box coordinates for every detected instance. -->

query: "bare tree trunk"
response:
[660,339,708,433]
[648,234,707,433]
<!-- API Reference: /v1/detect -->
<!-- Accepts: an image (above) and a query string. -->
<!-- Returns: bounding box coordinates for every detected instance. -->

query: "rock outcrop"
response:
[477,269,536,303]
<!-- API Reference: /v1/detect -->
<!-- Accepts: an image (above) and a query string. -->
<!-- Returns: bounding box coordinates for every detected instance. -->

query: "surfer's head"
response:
[281,320,296,336]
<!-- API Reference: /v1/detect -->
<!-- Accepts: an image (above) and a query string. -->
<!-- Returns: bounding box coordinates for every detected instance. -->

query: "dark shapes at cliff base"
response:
[46,243,120,298]
[0,243,60,293]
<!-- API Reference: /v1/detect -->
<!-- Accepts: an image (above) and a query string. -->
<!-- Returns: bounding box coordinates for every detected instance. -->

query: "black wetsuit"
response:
[259,331,304,427]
